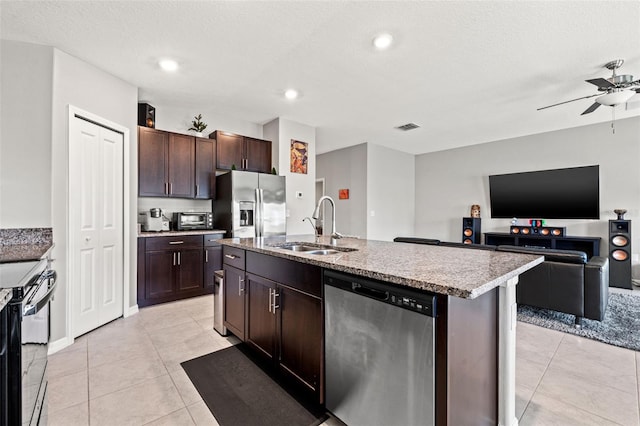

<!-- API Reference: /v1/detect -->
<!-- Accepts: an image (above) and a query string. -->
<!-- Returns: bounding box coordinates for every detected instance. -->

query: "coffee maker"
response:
[141,208,170,232]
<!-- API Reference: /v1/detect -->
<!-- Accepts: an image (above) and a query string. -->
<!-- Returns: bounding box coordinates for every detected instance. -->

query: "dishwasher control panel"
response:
[324,269,436,317]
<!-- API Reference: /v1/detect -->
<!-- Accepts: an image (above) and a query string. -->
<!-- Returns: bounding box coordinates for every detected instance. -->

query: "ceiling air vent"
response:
[395,122,420,131]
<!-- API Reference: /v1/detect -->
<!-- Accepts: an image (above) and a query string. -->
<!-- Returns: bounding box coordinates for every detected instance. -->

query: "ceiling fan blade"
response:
[585,78,615,88]
[581,102,601,115]
[537,93,601,111]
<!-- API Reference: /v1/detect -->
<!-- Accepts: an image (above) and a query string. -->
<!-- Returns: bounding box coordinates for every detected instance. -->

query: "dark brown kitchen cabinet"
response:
[244,250,323,402]
[210,130,272,173]
[246,274,277,360]
[167,133,195,198]
[223,264,246,341]
[278,285,322,393]
[138,235,216,307]
[138,127,169,197]
[138,127,217,199]
[244,137,272,173]
[195,137,216,199]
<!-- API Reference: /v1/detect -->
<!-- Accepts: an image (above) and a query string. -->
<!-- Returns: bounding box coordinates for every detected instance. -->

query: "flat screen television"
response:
[489,165,600,219]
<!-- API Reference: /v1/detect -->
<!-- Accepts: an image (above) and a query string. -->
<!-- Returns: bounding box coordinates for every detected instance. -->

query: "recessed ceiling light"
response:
[159,59,179,72]
[373,33,393,50]
[284,89,298,100]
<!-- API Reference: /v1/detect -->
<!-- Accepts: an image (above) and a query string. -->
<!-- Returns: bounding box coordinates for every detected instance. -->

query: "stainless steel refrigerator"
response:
[215,171,286,238]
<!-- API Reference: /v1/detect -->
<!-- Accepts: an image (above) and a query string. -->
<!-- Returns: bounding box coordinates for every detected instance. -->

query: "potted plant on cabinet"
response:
[189,114,207,137]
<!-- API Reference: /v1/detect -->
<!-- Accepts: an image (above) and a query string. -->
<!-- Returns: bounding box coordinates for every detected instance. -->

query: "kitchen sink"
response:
[273,242,356,255]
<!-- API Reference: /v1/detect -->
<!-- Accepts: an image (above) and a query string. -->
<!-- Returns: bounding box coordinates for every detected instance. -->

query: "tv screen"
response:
[489,165,600,219]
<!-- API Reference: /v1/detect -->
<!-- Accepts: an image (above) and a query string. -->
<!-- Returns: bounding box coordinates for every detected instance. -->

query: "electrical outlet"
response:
[296,191,303,198]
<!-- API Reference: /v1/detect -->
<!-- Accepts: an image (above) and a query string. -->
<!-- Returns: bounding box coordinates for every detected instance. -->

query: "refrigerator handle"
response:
[255,187,263,237]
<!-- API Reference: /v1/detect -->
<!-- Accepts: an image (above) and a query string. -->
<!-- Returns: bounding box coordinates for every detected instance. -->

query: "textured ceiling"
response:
[2,1,639,155]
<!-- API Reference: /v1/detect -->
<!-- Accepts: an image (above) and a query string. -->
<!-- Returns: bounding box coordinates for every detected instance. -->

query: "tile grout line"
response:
[532,333,636,425]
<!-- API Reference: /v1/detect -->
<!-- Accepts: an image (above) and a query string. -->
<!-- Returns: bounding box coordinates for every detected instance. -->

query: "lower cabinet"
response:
[137,233,223,307]
[223,264,246,340]
[220,247,324,402]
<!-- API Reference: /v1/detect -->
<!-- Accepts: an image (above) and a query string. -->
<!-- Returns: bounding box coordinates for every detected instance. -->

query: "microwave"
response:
[173,212,214,230]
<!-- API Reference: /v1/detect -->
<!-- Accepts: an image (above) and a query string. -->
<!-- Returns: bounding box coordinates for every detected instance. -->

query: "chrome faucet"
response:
[303,217,319,242]
[312,196,342,244]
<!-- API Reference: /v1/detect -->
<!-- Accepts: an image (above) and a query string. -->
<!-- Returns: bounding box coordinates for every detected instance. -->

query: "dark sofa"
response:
[394,237,610,326]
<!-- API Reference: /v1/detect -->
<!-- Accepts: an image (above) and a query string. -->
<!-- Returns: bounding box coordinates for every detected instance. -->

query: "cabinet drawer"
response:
[145,235,203,251]
[204,233,224,247]
[223,246,245,270]
[246,251,321,298]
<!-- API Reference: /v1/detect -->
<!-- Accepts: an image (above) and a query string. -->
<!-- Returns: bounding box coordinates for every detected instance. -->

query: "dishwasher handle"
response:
[352,283,388,301]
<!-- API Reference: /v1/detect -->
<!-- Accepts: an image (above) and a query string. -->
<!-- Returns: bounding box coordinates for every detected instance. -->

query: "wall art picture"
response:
[290,139,308,174]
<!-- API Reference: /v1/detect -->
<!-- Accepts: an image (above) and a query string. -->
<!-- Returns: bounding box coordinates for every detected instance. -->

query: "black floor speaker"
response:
[462,217,481,244]
[609,220,632,289]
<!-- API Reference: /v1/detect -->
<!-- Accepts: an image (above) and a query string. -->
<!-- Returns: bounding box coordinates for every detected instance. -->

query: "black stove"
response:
[0,257,57,426]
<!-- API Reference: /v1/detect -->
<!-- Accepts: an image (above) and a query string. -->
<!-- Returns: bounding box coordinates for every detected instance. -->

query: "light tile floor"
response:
[48,294,640,425]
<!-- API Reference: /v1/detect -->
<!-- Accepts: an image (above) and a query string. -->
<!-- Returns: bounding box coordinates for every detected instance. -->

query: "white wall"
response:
[316,144,368,238]
[367,144,415,241]
[0,41,53,227]
[264,118,316,235]
[415,116,640,263]
[148,102,263,139]
[51,48,138,342]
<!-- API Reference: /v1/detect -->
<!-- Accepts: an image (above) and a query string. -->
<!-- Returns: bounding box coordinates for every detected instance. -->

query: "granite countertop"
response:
[0,228,54,263]
[138,229,226,238]
[0,289,12,311]
[218,235,544,299]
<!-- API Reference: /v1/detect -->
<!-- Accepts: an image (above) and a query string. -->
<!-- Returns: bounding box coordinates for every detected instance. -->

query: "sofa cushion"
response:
[439,241,497,251]
[496,245,587,264]
[393,237,440,245]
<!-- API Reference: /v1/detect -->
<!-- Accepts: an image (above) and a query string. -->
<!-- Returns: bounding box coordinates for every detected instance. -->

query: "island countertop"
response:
[218,235,544,299]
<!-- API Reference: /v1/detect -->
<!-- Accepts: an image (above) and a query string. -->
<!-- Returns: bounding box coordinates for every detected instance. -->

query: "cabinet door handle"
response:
[238,276,245,295]
[169,241,184,245]
[272,291,279,314]
[169,182,172,195]
[195,184,199,197]
[177,252,181,265]
[225,254,238,260]
[173,252,176,266]
[245,159,248,170]
[165,182,169,195]
[205,250,208,263]
[268,288,272,313]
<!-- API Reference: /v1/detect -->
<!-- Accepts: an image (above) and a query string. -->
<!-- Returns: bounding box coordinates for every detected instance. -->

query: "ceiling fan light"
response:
[596,90,635,106]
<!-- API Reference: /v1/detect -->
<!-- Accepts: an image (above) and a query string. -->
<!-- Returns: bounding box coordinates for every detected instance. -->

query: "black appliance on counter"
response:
[0,258,57,426]
[173,212,214,230]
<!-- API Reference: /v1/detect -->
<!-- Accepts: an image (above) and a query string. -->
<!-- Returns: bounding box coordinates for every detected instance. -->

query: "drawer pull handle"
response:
[225,254,239,259]
[205,250,208,262]
[169,241,184,245]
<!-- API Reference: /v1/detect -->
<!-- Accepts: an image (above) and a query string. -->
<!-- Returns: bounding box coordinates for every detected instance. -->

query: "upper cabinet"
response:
[195,137,217,199]
[210,130,272,174]
[138,127,216,199]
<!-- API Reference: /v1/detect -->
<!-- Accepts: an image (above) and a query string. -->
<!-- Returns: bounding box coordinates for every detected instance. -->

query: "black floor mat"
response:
[181,344,328,426]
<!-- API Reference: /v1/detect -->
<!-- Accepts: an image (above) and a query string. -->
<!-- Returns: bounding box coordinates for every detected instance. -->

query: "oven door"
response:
[21,269,56,426]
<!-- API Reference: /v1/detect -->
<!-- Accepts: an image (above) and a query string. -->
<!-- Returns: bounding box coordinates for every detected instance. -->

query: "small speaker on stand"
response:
[609,219,632,289]
[462,217,481,244]
[138,103,156,128]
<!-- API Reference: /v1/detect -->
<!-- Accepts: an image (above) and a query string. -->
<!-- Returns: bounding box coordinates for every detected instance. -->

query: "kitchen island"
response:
[218,235,543,426]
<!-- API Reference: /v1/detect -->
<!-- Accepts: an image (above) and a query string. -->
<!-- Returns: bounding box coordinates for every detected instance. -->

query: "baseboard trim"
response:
[125,304,139,317]
[48,336,74,355]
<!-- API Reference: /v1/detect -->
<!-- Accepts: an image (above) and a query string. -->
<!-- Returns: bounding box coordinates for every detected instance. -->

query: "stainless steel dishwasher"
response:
[324,269,436,426]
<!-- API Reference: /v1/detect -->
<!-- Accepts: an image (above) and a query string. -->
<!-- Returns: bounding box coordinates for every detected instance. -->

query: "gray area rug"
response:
[517,292,640,351]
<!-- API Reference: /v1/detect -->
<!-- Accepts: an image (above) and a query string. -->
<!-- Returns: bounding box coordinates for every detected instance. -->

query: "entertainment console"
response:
[484,232,601,258]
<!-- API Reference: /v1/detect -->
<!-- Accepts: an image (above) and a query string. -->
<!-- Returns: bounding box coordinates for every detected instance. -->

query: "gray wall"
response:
[367,144,415,241]
[316,144,368,238]
[415,116,640,264]
[0,41,53,227]
[51,48,138,342]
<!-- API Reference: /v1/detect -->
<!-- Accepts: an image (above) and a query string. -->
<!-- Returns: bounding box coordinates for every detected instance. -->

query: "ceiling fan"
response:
[538,59,640,115]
